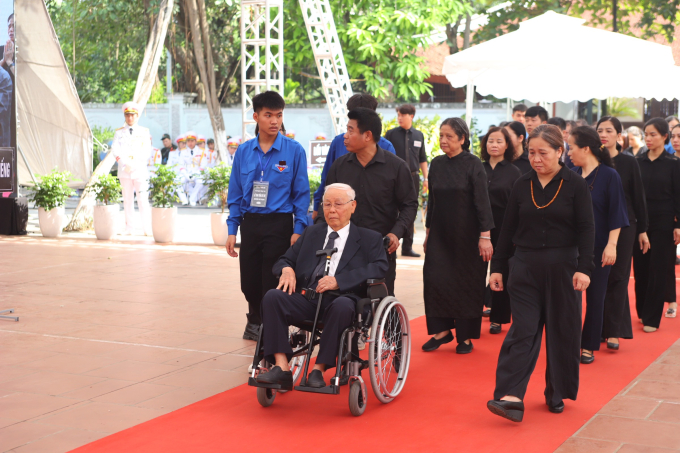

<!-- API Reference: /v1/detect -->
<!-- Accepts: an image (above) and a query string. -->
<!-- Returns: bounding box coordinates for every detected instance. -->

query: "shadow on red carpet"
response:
[71,281,680,453]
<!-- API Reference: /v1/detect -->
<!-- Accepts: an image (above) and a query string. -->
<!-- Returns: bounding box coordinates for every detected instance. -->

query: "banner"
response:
[0,0,14,194]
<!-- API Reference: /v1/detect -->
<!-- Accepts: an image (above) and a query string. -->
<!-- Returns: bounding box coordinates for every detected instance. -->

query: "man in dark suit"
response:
[256,183,388,389]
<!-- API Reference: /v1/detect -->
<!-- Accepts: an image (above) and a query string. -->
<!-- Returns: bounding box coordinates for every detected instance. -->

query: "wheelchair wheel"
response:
[287,326,309,386]
[368,297,411,404]
[257,387,276,407]
[348,381,366,417]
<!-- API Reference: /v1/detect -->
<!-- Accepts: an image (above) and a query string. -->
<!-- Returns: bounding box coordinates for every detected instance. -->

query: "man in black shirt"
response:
[321,108,418,295]
[384,104,428,257]
[160,133,176,165]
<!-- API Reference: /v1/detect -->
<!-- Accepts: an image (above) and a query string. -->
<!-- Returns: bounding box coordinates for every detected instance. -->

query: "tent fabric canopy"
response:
[442,11,680,103]
[16,0,92,185]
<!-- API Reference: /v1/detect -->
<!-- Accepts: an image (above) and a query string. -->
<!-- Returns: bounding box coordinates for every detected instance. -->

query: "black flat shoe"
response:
[482,309,491,318]
[401,249,421,257]
[580,351,594,364]
[548,401,565,413]
[306,369,326,388]
[422,331,454,352]
[487,399,524,422]
[243,322,260,341]
[607,341,620,350]
[456,341,474,354]
[256,366,293,387]
[490,323,502,334]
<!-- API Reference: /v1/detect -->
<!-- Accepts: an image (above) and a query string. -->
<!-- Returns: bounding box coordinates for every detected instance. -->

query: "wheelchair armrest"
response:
[366,279,388,300]
[366,278,385,285]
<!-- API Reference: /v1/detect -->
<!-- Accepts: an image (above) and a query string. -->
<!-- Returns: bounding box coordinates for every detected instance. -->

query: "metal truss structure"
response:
[240,0,353,139]
[298,0,354,135]
[240,0,284,140]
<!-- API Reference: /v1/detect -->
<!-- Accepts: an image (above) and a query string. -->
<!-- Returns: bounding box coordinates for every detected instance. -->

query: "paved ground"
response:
[1,205,679,452]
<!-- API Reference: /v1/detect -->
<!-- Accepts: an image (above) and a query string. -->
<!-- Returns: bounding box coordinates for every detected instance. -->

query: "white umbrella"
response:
[442,11,680,124]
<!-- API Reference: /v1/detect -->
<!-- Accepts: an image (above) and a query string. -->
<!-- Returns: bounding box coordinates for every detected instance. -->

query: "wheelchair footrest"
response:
[248,377,292,391]
[294,384,340,395]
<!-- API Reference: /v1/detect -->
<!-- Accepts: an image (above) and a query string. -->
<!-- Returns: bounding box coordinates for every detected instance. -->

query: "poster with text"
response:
[0,0,13,152]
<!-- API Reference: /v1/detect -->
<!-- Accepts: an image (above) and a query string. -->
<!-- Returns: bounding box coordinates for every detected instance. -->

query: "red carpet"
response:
[72,280,680,453]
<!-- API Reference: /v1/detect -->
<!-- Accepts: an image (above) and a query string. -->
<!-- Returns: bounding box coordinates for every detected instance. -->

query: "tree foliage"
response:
[29,170,76,211]
[91,173,122,206]
[200,163,231,213]
[149,165,181,208]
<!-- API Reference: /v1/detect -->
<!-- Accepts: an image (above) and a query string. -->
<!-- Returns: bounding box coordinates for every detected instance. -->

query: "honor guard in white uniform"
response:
[225,136,241,166]
[111,102,152,235]
[166,135,188,205]
[148,136,163,171]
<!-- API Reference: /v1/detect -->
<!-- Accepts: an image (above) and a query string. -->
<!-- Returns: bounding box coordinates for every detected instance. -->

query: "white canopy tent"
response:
[442,11,680,125]
[16,0,92,185]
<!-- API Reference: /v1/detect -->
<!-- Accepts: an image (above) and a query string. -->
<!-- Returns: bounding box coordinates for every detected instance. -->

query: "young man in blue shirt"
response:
[226,91,310,341]
[311,93,396,221]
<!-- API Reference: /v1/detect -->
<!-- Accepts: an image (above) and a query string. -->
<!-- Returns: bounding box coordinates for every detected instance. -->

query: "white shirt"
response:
[324,223,350,277]
[111,124,152,180]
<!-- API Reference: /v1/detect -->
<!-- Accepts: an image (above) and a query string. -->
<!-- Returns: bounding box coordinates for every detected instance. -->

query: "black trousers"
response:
[239,213,294,325]
[386,250,397,296]
[581,248,611,351]
[602,223,635,339]
[261,289,355,368]
[426,316,481,344]
[489,227,511,325]
[401,171,420,253]
[494,248,581,406]
[634,229,675,328]
[666,243,677,303]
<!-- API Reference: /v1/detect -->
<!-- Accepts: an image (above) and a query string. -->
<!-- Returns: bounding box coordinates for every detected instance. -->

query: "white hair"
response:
[324,183,355,201]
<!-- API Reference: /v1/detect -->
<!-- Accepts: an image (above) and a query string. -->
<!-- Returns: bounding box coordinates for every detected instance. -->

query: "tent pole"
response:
[506,98,511,121]
[465,81,474,127]
[17,144,37,184]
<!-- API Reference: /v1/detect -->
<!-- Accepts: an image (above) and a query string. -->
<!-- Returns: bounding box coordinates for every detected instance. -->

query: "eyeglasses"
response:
[322,200,354,209]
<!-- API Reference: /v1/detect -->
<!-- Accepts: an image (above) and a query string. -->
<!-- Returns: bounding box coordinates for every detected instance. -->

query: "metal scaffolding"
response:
[240,0,285,140]
[298,0,354,135]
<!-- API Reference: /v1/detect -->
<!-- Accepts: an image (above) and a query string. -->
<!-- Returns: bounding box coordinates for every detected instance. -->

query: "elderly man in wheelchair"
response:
[249,183,412,415]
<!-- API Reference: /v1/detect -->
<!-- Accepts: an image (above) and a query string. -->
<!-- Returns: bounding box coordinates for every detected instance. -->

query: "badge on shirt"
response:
[414,140,422,147]
[274,162,289,172]
[251,181,269,207]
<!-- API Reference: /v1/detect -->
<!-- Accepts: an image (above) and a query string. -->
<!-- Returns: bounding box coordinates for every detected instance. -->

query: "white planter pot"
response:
[93,204,120,240]
[210,212,230,246]
[38,206,65,238]
[151,206,177,243]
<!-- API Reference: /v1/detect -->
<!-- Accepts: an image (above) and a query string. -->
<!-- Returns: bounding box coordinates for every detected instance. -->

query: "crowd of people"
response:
[220,89,680,422]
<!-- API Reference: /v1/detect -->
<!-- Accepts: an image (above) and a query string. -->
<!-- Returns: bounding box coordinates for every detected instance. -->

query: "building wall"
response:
[83,103,508,152]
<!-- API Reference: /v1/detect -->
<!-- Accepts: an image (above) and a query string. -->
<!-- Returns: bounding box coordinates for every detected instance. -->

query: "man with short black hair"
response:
[547,117,574,168]
[226,91,310,341]
[524,106,549,135]
[311,93,396,220]
[512,104,527,124]
[384,104,428,257]
[320,108,418,295]
[160,133,176,165]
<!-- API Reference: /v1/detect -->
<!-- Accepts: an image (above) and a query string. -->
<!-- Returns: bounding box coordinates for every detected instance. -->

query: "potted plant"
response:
[91,173,122,240]
[149,164,181,243]
[29,170,75,238]
[201,163,232,246]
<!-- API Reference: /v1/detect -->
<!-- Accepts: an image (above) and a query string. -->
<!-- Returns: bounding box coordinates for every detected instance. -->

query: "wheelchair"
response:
[247,278,412,416]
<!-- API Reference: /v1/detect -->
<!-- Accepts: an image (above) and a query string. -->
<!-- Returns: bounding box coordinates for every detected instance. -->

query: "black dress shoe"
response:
[487,399,524,422]
[482,309,491,318]
[607,341,620,350]
[401,249,421,258]
[243,322,260,341]
[306,369,326,388]
[422,331,454,352]
[256,366,293,388]
[456,341,474,354]
[547,400,565,413]
[490,323,502,334]
[580,351,594,364]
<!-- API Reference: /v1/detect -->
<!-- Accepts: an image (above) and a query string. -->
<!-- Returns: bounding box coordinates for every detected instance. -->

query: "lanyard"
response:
[257,149,274,181]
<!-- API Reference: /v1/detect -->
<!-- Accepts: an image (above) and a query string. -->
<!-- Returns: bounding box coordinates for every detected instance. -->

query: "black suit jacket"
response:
[272,222,388,296]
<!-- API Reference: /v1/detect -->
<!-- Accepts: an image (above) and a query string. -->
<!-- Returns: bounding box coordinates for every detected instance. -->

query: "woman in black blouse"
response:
[505,121,532,175]
[422,118,494,354]
[596,116,650,349]
[487,125,595,422]
[634,118,680,331]
[481,127,522,334]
